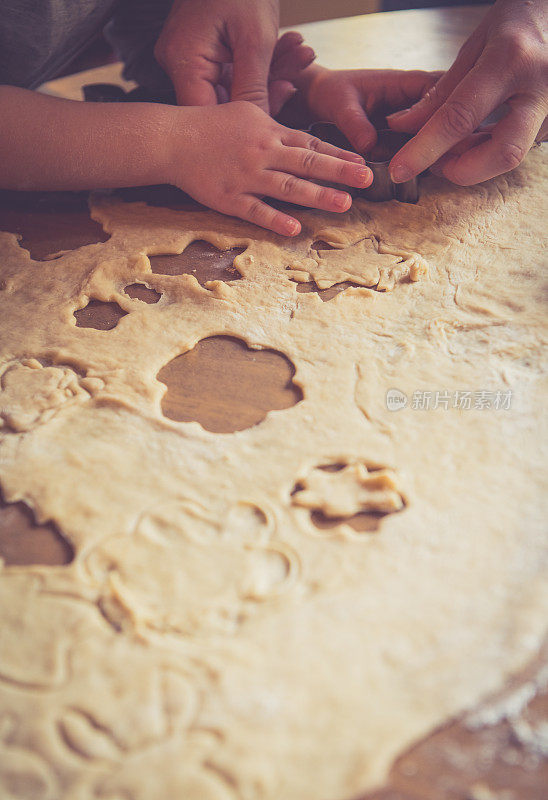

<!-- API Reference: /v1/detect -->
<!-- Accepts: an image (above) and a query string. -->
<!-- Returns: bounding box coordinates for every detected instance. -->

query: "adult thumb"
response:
[172,68,218,107]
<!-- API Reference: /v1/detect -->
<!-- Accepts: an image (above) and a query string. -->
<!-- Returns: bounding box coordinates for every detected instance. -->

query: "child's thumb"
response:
[336,101,377,155]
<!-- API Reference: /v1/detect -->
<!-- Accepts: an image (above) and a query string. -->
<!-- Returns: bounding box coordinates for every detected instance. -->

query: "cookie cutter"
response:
[308,122,419,203]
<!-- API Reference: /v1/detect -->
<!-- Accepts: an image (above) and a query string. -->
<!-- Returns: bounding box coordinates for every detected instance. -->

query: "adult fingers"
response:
[387,34,483,133]
[281,129,366,164]
[155,25,228,106]
[261,172,353,213]
[438,95,547,185]
[334,90,377,154]
[428,130,491,176]
[173,64,220,106]
[278,148,372,189]
[215,84,230,104]
[230,32,276,112]
[389,54,511,182]
[235,196,302,236]
[161,51,221,106]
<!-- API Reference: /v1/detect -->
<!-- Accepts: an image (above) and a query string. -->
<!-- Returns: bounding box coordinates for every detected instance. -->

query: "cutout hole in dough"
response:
[311,509,385,533]
[318,462,384,473]
[124,283,162,304]
[74,300,128,330]
[292,462,405,533]
[157,335,303,433]
[0,196,109,260]
[311,240,337,251]
[0,496,74,566]
[296,280,362,302]
[150,241,245,284]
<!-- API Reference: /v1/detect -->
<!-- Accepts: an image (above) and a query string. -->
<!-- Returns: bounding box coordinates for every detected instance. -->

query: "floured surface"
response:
[0,151,547,800]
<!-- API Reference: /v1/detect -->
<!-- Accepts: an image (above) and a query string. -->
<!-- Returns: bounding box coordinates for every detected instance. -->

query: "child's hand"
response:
[168,101,372,236]
[0,87,369,235]
[299,66,441,154]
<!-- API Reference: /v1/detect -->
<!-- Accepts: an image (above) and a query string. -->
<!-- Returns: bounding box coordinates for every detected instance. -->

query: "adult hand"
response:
[387,0,548,186]
[154,0,281,113]
[299,66,440,153]
[215,32,316,117]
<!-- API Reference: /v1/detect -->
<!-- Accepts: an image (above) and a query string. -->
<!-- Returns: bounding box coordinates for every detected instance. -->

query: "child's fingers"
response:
[271,45,316,81]
[334,95,377,154]
[278,149,372,188]
[261,172,353,213]
[281,130,365,164]
[381,69,445,115]
[272,31,304,58]
[270,35,316,82]
[235,196,302,237]
[269,80,297,117]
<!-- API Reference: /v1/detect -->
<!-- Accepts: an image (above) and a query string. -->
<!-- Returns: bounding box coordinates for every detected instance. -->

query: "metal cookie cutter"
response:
[308,122,419,203]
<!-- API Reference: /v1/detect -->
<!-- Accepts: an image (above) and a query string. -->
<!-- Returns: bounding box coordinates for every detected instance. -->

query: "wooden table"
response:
[1,5,547,799]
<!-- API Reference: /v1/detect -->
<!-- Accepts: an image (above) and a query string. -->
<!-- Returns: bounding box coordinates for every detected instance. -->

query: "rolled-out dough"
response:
[0,150,547,800]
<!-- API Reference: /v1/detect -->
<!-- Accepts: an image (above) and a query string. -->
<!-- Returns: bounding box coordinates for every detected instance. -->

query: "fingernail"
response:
[390,164,413,184]
[348,153,366,163]
[333,192,351,210]
[355,167,372,186]
[286,219,300,235]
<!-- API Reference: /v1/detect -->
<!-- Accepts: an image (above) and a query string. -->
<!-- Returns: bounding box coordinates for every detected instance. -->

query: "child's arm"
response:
[0,86,172,192]
[0,86,371,236]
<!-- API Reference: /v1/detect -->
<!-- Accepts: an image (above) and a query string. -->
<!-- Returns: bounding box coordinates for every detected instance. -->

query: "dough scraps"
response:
[0,151,547,800]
